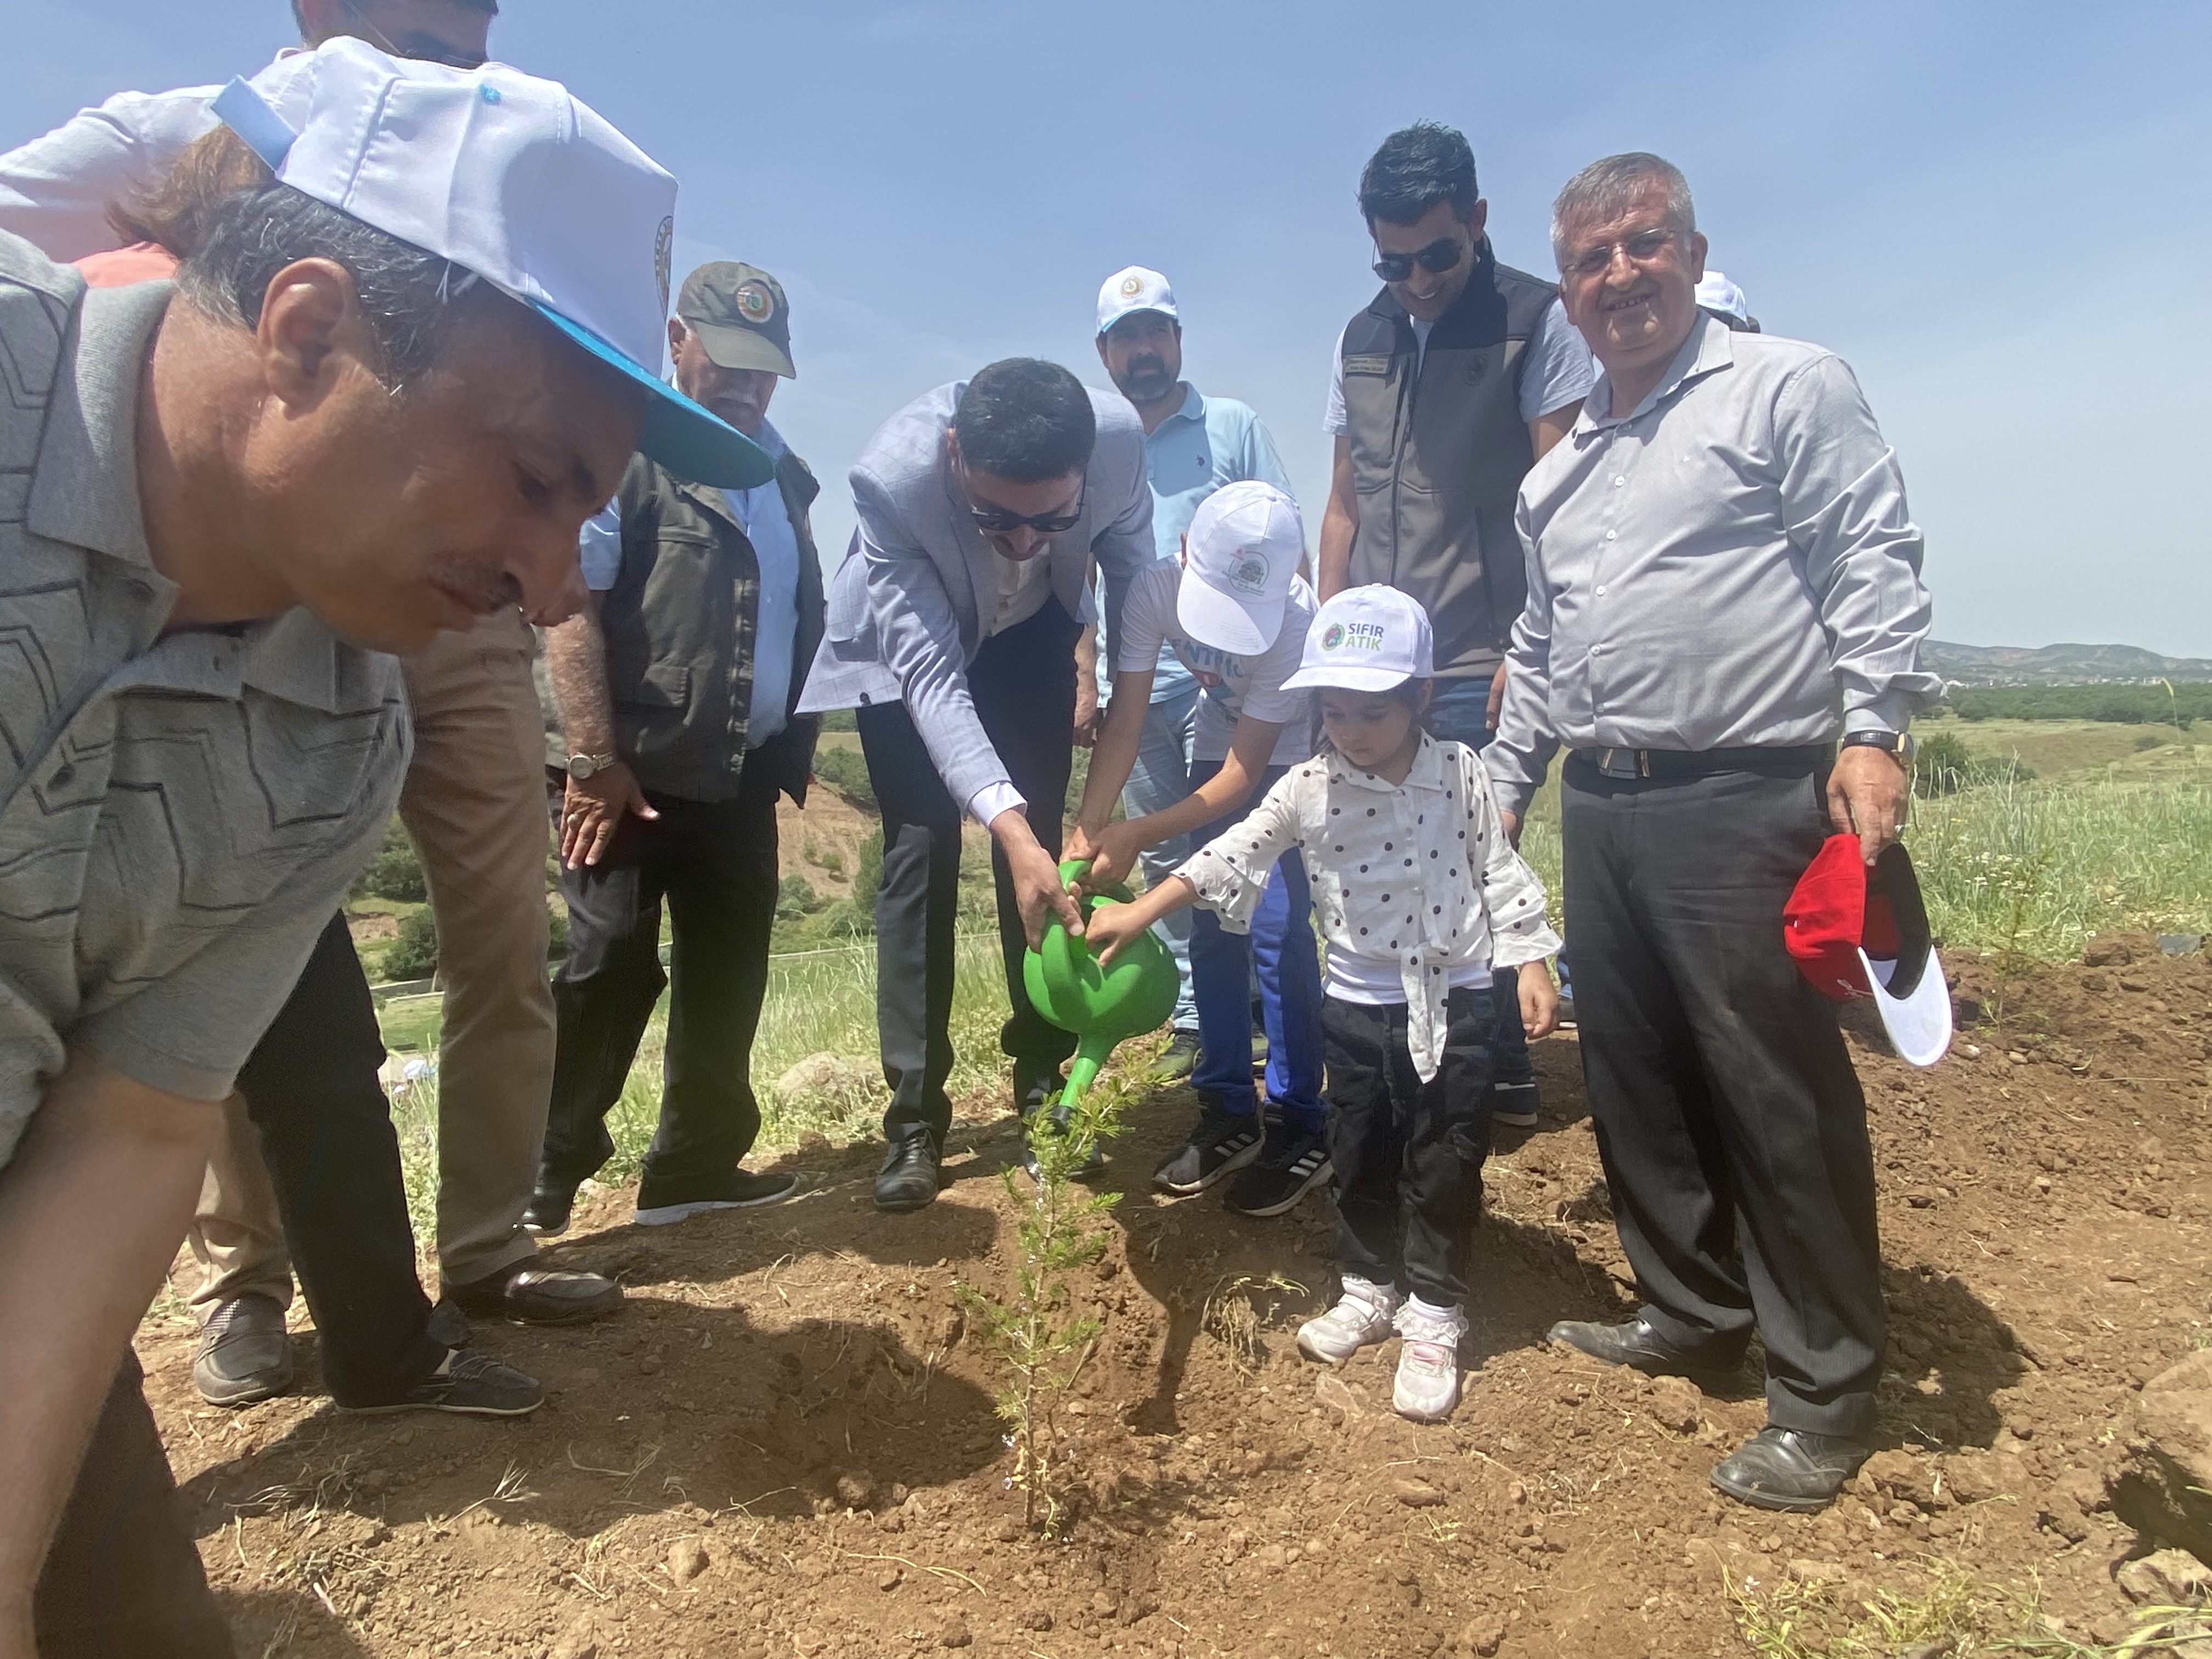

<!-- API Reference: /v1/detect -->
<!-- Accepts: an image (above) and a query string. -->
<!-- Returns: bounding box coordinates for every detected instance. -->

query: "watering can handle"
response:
[1056,856,1136,907]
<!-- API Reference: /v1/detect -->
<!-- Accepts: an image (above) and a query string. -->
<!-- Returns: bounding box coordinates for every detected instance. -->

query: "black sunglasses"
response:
[966,478,1086,537]
[1371,236,1464,284]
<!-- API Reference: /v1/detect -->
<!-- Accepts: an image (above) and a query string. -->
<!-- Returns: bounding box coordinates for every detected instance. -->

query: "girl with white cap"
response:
[1086,585,1561,1421]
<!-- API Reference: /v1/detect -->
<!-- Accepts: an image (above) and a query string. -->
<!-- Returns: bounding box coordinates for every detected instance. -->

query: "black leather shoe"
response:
[193,1294,295,1407]
[1013,1063,1065,1114]
[874,1127,941,1212]
[1710,1425,1870,1513]
[445,1258,624,1324]
[522,1185,574,1238]
[1019,1107,1106,1182]
[1547,1314,1742,1386]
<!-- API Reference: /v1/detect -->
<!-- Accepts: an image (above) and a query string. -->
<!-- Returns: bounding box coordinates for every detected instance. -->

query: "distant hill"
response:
[1925,641,2212,686]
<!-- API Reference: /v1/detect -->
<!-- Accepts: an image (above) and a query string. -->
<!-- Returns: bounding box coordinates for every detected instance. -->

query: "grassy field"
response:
[373,738,2208,1244]
[382,933,1010,1244]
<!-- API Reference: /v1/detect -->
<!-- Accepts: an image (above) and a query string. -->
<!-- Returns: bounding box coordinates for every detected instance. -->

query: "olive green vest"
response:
[1338,241,1558,678]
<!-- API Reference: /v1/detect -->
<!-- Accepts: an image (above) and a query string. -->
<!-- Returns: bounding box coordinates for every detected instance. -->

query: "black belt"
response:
[1567,743,1833,781]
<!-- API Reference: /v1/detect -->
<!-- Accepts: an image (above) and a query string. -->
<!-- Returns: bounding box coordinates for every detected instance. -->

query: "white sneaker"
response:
[1296,1277,1403,1364]
[1392,1300,1468,1422]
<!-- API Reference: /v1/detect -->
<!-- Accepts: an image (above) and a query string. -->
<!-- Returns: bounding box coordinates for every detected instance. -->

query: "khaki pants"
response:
[188,610,555,1303]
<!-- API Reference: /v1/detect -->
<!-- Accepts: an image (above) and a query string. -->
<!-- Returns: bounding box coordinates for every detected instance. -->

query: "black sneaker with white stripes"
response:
[1486,1080,1540,1128]
[1221,1115,1331,1217]
[1152,1101,1262,1196]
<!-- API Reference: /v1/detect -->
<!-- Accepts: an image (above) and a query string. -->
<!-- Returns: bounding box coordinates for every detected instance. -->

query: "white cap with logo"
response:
[1096,264,1177,335]
[1176,481,1304,656]
[213,37,772,488]
[1283,585,1435,693]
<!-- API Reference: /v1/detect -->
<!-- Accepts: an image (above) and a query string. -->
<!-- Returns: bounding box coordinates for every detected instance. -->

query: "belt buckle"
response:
[1596,746,1648,780]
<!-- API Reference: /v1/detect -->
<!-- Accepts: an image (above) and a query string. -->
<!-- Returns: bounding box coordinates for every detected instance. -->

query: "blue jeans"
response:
[1120,681,1200,1033]
[1187,757,1325,1127]
[1426,676,1536,1094]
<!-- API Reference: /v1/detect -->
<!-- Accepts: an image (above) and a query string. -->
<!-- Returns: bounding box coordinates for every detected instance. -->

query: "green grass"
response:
[1911,775,2211,957]
[383,934,1011,1243]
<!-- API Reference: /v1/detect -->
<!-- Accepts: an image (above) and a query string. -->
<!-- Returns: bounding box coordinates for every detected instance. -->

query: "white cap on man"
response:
[1176,481,1304,657]
[1097,265,1177,335]
[215,37,773,488]
[1283,585,1435,693]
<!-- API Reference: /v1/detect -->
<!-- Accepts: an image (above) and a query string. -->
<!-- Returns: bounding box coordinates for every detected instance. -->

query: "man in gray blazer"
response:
[801,360,1153,1211]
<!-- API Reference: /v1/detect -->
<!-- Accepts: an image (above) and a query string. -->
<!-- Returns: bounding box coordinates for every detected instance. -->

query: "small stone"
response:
[668,1538,709,1585]
[1394,1479,1447,1508]
[1315,1373,1362,1418]
[1646,1376,1701,1433]
[876,1565,902,1592]
[1789,1558,1846,1584]
[792,1630,827,1657]
[2117,1548,2212,1605]
[939,1618,972,1650]
[550,1615,599,1659]
[1458,1614,1507,1656]
[1021,1609,1054,1632]
[836,1469,877,1510]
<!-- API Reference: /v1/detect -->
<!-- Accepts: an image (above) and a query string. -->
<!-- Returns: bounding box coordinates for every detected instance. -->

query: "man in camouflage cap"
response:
[533,262,826,1233]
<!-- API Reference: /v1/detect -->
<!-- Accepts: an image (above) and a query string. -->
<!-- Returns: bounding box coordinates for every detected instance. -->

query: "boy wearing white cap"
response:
[1069,483,1328,1217]
[1087,588,1560,1421]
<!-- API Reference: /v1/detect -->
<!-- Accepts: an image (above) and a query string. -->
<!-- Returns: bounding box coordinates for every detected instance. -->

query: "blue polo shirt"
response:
[1133,383,1298,702]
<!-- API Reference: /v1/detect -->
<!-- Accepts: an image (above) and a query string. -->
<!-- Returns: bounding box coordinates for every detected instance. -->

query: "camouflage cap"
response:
[676,260,795,378]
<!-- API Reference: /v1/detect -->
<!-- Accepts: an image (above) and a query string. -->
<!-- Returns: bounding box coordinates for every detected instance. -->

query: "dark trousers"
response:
[859,598,1081,1143]
[1322,989,1494,1308]
[541,758,782,1189]
[1420,679,1536,1098]
[1562,759,1884,1438]
[34,1353,234,1658]
[239,913,443,1406]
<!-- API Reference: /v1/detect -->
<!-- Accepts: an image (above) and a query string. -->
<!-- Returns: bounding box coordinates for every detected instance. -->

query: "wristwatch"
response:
[1842,731,1914,765]
[566,751,618,781]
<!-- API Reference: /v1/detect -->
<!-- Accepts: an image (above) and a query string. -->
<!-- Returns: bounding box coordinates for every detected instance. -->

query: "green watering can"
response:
[1022,860,1180,1111]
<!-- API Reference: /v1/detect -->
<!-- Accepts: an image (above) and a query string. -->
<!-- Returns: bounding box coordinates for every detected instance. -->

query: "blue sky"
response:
[11,1,2210,654]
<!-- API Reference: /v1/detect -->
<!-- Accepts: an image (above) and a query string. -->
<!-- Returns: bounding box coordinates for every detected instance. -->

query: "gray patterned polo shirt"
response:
[0,233,409,1166]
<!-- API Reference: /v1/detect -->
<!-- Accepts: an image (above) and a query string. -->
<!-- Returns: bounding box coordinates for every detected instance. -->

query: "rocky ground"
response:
[138,936,2211,1658]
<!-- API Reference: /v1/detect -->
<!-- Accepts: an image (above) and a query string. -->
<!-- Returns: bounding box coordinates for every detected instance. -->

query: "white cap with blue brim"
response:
[213,38,772,490]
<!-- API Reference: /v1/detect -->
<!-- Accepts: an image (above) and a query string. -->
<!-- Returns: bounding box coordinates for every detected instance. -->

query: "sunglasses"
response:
[967,478,1086,537]
[1371,236,1464,284]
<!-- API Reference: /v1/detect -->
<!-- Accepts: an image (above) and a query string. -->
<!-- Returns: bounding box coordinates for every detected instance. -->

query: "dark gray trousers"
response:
[1561,758,1884,1438]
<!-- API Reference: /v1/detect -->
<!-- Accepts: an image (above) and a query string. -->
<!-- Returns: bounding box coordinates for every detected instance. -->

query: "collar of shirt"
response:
[27,278,398,718]
[1328,730,1452,796]
[1152,383,1204,432]
[1578,309,1736,437]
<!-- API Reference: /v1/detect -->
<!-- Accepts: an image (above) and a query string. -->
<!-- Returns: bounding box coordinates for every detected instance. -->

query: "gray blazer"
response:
[798,381,1153,810]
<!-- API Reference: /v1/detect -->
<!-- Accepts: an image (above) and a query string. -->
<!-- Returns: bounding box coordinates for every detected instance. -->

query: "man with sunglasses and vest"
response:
[1317,120,1594,1132]
[529,262,823,1235]
[800,362,1153,1212]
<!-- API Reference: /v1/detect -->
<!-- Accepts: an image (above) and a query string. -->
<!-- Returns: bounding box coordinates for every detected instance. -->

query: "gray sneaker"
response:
[193,1294,295,1407]
[341,1348,544,1417]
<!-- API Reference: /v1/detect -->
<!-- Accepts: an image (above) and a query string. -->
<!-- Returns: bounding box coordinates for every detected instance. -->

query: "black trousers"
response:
[34,1353,234,1658]
[858,598,1081,1143]
[1322,989,1494,1308]
[540,757,781,1189]
[1562,759,1884,1438]
[239,913,443,1407]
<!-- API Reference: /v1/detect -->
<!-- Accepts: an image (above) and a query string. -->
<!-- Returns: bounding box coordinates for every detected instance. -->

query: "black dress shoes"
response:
[1710,1425,1870,1513]
[874,1126,942,1212]
[1547,1313,1743,1386]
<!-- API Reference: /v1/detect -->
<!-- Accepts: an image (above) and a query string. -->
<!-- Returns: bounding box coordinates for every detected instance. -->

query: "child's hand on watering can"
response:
[1070,823,1144,894]
[1079,899,1149,966]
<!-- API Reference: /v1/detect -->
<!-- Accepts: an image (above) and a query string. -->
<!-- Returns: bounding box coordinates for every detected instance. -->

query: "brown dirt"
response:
[138,937,2211,1658]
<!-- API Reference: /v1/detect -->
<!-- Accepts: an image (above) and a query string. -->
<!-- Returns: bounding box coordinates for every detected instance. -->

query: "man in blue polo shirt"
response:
[1091,266,1299,1081]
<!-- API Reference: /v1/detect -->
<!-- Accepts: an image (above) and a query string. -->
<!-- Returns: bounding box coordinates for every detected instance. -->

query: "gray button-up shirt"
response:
[0,236,409,1167]
[1486,312,1939,817]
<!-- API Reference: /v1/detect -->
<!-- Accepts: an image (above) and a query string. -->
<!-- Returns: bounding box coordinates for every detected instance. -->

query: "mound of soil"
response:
[139,938,2210,1657]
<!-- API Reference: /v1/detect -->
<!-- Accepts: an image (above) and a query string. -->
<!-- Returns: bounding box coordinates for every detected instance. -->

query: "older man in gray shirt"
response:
[1488,153,1939,1515]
